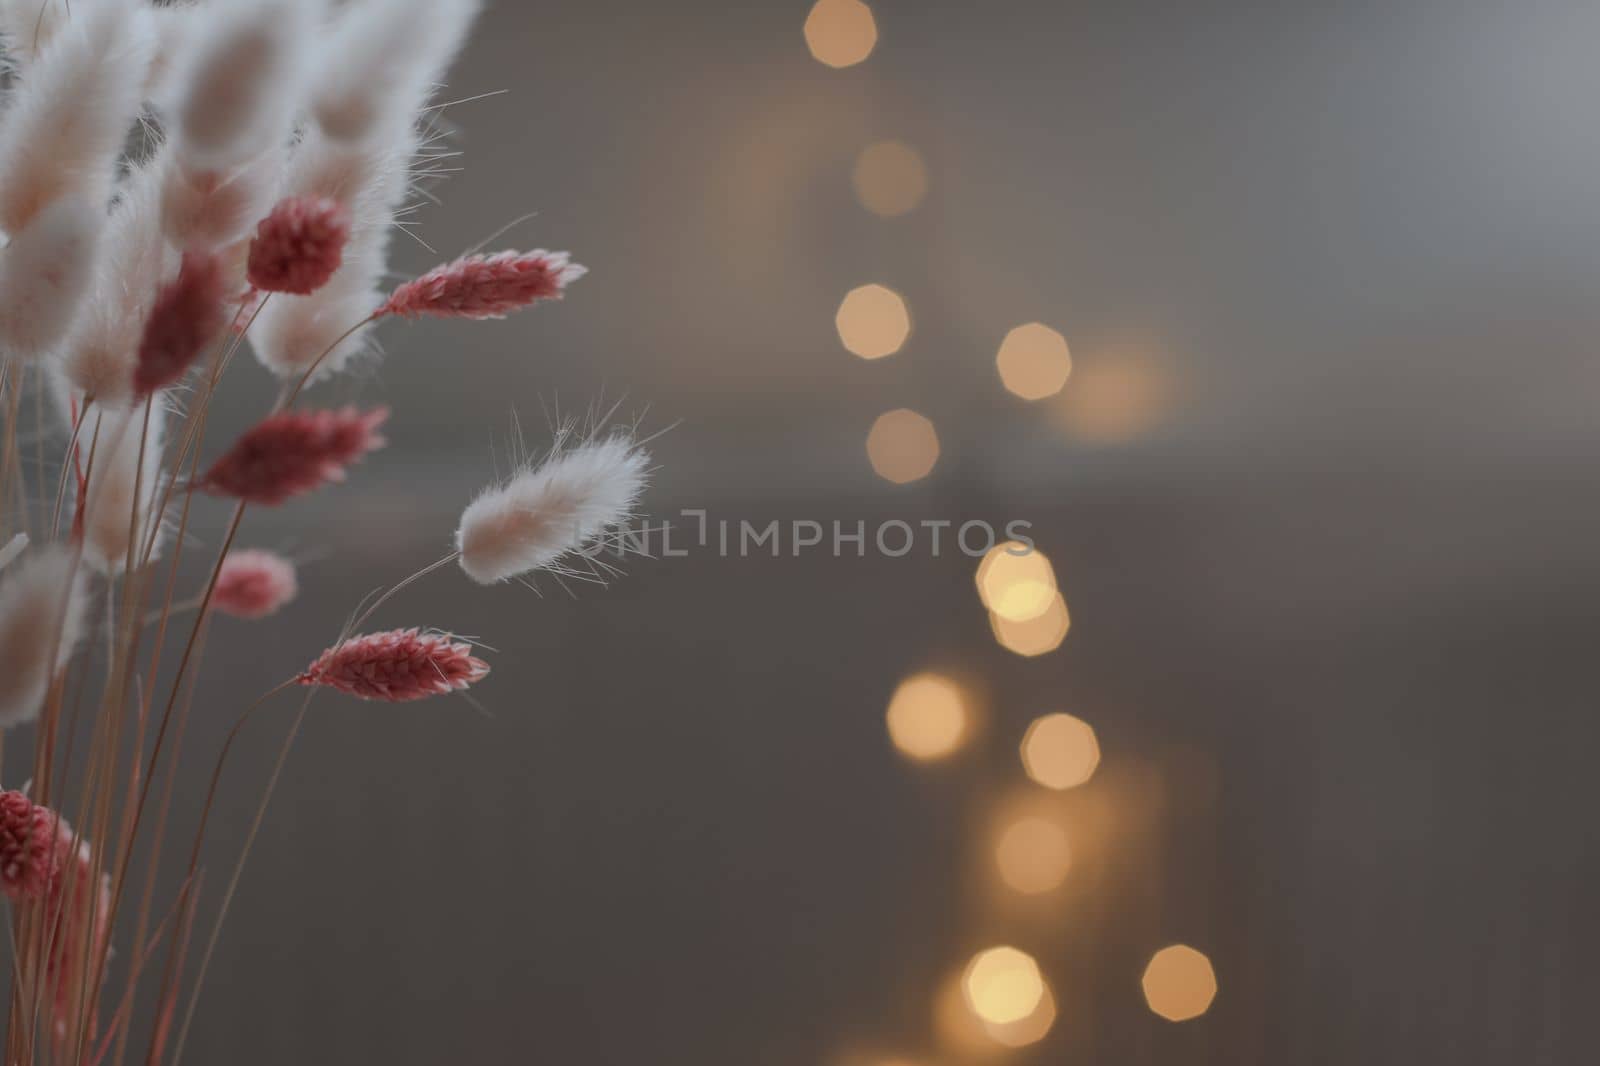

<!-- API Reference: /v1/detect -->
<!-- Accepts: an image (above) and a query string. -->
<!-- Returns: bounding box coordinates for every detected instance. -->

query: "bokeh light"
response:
[852,140,928,217]
[997,323,1072,400]
[983,979,1057,1047]
[886,672,968,761]
[989,592,1070,656]
[975,542,1057,623]
[1141,944,1218,1022]
[1058,350,1173,443]
[995,815,1072,894]
[867,409,940,484]
[804,0,878,69]
[836,284,911,359]
[962,947,1045,1026]
[1021,713,1100,790]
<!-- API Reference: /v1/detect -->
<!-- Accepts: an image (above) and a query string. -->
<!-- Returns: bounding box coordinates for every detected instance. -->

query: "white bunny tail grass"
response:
[0,0,154,235]
[77,398,169,574]
[143,1,204,111]
[0,532,28,572]
[63,154,178,404]
[170,0,318,172]
[0,0,70,67]
[0,193,99,360]
[456,435,651,586]
[0,543,88,729]
[312,0,482,144]
[161,140,286,251]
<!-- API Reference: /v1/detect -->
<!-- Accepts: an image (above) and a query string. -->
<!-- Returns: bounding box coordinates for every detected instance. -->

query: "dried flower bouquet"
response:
[0,2,649,1062]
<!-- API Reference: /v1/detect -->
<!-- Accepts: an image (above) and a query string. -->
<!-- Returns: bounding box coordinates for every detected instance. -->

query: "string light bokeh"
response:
[809,4,1217,1060]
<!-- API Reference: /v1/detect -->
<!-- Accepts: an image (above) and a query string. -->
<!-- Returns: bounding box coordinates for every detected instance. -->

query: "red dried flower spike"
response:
[247,195,352,295]
[0,790,65,902]
[133,250,229,396]
[199,406,388,505]
[298,628,489,702]
[375,249,586,321]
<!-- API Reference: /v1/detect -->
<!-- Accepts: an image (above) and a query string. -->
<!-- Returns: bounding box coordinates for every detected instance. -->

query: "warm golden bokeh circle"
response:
[1020,713,1100,790]
[989,591,1070,656]
[982,978,1057,1047]
[995,815,1072,894]
[975,541,1057,623]
[961,946,1045,1026]
[997,323,1072,400]
[804,0,878,68]
[867,409,939,484]
[1141,944,1218,1021]
[852,140,928,217]
[836,284,911,359]
[885,672,968,761]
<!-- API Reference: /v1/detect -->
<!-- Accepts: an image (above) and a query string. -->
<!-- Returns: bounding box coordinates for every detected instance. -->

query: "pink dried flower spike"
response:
[134,250,230,396]
[214,549,299,619]
[376,249,586,321]
[298,628,489,702]
[0,791,65,902]
[247,195,352,295]
[199,406,388,506]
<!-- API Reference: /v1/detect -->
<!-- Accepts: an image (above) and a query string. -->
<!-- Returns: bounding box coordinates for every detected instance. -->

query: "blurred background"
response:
[117,0,1600,1062]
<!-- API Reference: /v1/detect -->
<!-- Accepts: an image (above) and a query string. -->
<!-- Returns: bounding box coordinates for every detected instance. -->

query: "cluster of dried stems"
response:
[0,2,652,1063]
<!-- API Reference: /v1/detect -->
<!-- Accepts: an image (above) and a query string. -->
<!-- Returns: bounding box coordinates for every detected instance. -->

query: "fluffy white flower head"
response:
[456,435,650,585]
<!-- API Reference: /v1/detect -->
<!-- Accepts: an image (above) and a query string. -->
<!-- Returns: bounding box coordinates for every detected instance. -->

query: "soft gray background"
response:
[65,1,1600,1063]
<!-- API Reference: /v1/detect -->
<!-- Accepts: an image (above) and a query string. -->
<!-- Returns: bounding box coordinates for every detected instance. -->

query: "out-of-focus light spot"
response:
[1142,945,1218,1022]
[962,946,1045,1026]
[837,284,911,359]
[853,140,928,217]
[886,672,967,761]
[982,979,1057,1047]
[867,409,939,484]
[997,323,1072,400]
[976,541,1056,623]
[989,592,1070,657]
[1021,713,1100,790]
[1059,351,1173,443]
[804,0,878,68]
[995,815,1072,894]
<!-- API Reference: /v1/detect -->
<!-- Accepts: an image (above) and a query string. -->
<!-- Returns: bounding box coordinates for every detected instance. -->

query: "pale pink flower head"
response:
[298,628,489,703]
[247,195,352,295]
[133,250,230,396]
[0,790,65,902]
[199,406,388,506]
[376,250,586,321]
[215,549,298,620]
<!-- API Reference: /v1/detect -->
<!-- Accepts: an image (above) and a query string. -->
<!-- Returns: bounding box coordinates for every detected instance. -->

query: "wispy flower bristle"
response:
[456,435,650,585]
[199,406,389,505]
[298,627,489,702]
